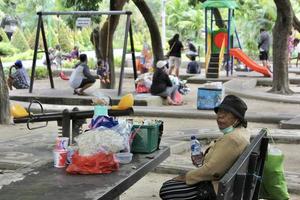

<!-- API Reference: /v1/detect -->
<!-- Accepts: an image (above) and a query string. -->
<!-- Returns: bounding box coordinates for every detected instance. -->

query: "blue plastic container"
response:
[197,88,222,110]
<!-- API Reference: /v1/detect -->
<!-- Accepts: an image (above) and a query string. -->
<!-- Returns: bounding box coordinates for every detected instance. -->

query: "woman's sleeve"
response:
[185,138,241,185]
[83,65,96,80]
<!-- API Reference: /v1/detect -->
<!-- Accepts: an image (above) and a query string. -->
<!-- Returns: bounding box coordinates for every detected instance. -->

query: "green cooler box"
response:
[131,122,161,153]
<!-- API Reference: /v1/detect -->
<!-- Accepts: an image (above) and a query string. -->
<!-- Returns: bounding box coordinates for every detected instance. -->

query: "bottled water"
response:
[190,136,203,167]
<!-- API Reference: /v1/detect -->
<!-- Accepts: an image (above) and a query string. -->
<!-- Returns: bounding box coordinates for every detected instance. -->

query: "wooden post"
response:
[118,14,131,96]
[40,15,54,89]
[29,13,42,93]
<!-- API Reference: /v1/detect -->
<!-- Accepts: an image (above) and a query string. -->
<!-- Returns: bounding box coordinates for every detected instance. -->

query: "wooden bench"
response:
[217,129,269,200]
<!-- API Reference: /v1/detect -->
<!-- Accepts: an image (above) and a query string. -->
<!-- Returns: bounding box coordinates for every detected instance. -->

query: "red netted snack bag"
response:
[66,151,119,174]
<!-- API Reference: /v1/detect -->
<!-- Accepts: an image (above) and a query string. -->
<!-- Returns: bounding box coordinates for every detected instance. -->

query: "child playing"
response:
[96,60,110,84]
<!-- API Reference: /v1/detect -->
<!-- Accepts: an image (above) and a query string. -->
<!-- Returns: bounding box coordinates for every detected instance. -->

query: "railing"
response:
[218,38,226,73]
[205,33,212,73]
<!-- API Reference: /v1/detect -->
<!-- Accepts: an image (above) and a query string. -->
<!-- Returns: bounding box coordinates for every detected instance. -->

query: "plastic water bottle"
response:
[190,136,203,167]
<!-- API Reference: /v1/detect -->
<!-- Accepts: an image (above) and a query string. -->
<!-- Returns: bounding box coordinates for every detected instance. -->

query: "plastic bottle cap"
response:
[191,136,196,140]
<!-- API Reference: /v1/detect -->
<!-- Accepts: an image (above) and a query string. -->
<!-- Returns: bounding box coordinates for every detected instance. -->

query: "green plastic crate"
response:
[131,123,160,153]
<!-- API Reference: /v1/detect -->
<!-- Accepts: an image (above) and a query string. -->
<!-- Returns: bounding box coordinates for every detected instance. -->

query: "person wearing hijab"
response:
[159,95,250,200]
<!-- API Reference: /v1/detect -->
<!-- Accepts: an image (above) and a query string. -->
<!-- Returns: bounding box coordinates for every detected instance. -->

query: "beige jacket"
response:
[186,128,250,188]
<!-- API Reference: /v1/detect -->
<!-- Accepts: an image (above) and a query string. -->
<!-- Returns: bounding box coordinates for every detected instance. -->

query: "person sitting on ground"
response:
[7,60,30,90]
[159,95,250,199]
[69,54,96,95]
[96,59,110,84]
[69,46,79,60]
[150,60,178,105]
[186,56,200,74]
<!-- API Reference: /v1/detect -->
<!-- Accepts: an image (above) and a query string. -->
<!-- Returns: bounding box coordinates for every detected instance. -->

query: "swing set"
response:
[29,10,138,96]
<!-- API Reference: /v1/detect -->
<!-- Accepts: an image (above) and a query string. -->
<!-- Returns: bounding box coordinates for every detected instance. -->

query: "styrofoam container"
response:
[116,152,133,164]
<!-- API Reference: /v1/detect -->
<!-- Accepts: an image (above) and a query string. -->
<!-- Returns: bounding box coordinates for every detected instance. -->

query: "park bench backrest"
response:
[217,129,269,200]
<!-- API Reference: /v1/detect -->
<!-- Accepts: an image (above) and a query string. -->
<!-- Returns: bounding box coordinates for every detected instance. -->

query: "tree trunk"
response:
[132,0,164,64]
[0,59,10,124]
[91,0,127,89]
[270,0,293,94]
[293,11,300,32]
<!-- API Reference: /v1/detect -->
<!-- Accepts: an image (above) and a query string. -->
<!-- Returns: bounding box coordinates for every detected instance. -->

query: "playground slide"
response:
[230,48,272,77]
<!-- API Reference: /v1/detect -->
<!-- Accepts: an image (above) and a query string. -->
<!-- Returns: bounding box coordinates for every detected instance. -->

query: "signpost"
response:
[75,17,91,27]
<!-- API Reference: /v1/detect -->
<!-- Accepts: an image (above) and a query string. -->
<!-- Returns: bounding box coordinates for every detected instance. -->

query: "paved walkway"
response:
[2,68,300,198]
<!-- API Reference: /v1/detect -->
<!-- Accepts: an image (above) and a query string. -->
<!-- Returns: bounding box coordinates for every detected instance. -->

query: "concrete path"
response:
[2,68,300,198]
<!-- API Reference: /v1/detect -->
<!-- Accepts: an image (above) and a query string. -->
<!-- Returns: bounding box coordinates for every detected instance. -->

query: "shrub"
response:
[28,28,44,50]
[46,26,59,48]
[0,42,17,56]
[28,67,48,80]
[11,28,30,52]
[0,28,9,43]
[23,28,31,42]
[62,59,78,69]
[57,26,72,52]
[81,27,93,49]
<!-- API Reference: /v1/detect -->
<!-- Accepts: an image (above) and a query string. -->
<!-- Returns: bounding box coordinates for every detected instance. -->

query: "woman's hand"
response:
[172,174,186,182]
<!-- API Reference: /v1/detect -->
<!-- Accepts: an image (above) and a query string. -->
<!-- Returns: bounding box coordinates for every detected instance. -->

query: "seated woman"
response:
[69,46,79,60]
[159,95,250,199]
[150,60,178,105]
[7,60,30,90]
[69,54,96,95]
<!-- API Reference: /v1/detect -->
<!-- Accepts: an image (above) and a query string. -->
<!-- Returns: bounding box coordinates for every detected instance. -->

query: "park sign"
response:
[76,17,91,27]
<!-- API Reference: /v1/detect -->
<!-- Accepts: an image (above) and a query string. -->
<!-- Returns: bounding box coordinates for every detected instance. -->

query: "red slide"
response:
[230,48,272,77]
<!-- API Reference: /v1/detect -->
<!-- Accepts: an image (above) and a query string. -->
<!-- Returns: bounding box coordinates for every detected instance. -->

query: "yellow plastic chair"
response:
[111,93,134,110]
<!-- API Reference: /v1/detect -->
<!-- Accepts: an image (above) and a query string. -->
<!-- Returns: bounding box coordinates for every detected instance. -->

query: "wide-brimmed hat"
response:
[156,60,168,69]
[214,95,248,127]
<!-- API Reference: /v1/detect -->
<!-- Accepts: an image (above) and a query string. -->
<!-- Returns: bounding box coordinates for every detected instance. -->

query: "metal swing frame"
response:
[29,10,137,96]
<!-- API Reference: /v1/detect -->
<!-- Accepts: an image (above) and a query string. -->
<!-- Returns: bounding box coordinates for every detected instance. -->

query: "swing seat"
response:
[59,71,69,80]
[111,93,134,110]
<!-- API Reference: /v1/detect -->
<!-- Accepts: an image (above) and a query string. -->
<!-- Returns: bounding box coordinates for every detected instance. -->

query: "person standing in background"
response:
[168,34,184,77]
[258,28,271,71]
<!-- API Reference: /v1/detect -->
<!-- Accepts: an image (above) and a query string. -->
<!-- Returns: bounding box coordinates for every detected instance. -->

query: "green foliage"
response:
[46,26,59,48]
[235,0,276,56]
[62,59,78,69]
[57,24,73,52]
[11,28,30,52]
[32,67,48,80]
[1,50,42,62]
[80,27,93,49]
[0,42,17,56]
[28,28,44,50]
[88,57,96,69]
[0,28,9,42]
[166,0,204,50]
[114,56,122,68]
